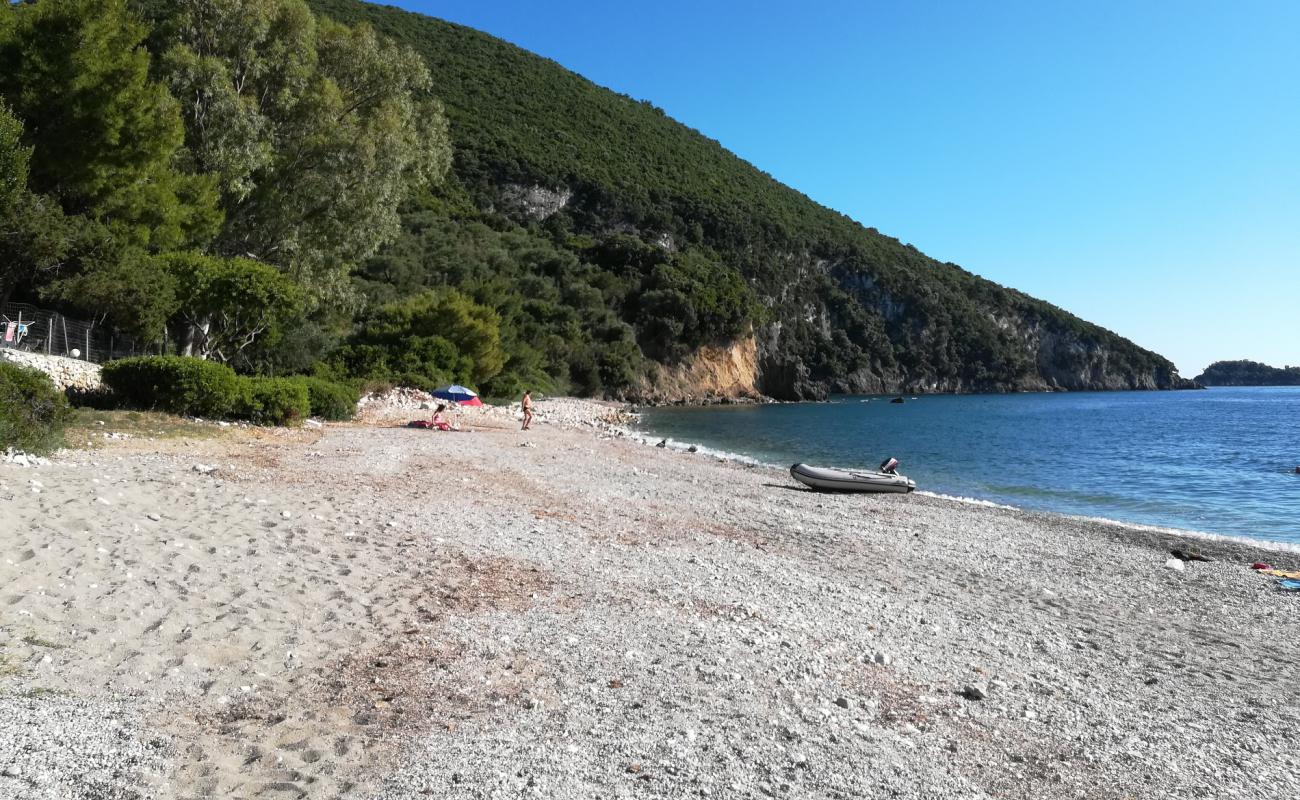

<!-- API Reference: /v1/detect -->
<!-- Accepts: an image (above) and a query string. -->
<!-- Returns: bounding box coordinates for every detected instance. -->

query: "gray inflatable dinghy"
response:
[790,463,916,493]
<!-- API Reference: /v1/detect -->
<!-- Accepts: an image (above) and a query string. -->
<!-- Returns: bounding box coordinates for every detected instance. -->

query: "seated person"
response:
[430,403,453,431]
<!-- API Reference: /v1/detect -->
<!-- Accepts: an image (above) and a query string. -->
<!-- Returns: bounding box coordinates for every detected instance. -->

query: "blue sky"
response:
[391,0,1299,376]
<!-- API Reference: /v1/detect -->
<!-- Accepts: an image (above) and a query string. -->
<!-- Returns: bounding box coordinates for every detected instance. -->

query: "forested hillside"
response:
[1194,360,1300,386]
[307,0,1193,398]
[0,0,1194,401]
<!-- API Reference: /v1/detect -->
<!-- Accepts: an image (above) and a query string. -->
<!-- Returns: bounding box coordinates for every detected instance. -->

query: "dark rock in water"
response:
[687,445,698,453]
[656,439,667,448]
[890,397,905,404]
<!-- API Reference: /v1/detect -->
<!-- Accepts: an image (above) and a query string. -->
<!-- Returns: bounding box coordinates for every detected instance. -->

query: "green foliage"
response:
[0,361,72,454]
[0,0,220,250]
[307,0,1183,396]
[100,355,319,424]
[0,191,79,304]
[48,242,180,340]
[296,376,358,420]
[352,213,644,396]
[1195,360,1300,387]
[0,0,1187,403]
[632,250,755,360]
[163,252,303,365]
[141,0,453,303]
[234,376,310,425]
[102,356,241,418]
[329,288,505,390]
[0,103,79,305]
[0,102,29,210]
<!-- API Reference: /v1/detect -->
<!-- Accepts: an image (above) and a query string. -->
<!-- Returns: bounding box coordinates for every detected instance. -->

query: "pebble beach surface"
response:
[1,398,1297,799]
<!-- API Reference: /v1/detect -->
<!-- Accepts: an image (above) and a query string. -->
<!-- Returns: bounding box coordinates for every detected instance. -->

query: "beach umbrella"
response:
[432,384,482,406]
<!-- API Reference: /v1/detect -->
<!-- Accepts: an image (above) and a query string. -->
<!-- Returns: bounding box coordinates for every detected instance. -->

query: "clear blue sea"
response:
[637,387,1300,545]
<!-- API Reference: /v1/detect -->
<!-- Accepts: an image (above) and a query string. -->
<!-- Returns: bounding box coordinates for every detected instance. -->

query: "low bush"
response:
[296,377,359,421]
[236,377,310,426]
[101,356,241,418]
[98,356,327,426]
[0,361,72,454]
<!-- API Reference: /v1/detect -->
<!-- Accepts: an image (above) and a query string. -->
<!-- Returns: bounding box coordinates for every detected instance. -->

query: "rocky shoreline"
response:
[1,399,1296,799]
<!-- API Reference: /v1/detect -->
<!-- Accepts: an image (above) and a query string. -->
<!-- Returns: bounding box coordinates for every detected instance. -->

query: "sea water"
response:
[638,387,1300,545]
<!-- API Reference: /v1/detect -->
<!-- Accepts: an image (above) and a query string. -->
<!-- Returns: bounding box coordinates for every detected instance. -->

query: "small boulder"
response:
[960,684,987,701]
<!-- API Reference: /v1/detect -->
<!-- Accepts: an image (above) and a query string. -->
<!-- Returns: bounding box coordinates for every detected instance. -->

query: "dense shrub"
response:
[297,377,359,421]
[0,361,71,454]
[101,356,240,418]
[236,377,311,426]
[326,288,507,391]
[100,357,321,426]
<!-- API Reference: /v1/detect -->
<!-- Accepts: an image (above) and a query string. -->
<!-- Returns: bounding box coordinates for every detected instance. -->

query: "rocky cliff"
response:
[637,334,763,404]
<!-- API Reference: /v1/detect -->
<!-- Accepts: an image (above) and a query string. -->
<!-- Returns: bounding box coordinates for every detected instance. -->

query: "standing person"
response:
[521,390,534,431]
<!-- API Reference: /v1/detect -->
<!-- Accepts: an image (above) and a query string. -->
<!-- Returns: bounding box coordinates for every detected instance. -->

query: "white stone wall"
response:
[0,348,102,391]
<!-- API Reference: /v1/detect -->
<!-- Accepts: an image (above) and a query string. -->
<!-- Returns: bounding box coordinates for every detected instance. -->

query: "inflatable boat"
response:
[790,463,916,493]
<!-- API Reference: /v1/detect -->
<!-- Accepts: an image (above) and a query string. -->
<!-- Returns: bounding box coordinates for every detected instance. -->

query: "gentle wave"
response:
[632,389,1300,553]
[634,429,1300,554]
[624,430,780,469]
[636,389,1300,545]
[914,490,1020,511]
[1060,513,1300,555]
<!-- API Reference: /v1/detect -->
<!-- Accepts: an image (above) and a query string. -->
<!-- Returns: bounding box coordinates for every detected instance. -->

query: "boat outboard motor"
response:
[879,457,899,475]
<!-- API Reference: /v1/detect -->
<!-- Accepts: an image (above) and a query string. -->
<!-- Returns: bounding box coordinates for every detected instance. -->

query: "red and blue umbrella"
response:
[432,384,482,406]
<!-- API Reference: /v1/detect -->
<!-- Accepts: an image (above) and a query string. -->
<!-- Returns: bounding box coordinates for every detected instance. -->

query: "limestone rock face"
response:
[0,349,103,391]
[495,183,572,220]
[637,334,764,404]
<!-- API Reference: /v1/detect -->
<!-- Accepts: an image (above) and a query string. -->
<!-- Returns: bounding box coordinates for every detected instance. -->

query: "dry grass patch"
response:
[419,554,556,617]
[65,408,228,448]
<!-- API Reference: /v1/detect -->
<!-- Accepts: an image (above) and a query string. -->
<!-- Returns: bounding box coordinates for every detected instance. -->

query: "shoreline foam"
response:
[630,422,1300,555]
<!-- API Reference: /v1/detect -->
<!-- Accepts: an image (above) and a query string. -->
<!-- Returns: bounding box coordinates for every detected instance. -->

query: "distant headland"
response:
[1194,360,1300,386]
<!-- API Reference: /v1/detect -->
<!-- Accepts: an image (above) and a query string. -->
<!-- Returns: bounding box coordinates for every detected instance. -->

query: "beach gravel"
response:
[1,398,1297,798]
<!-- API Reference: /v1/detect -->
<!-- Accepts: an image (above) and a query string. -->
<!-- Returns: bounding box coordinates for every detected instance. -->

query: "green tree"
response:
[332,288,506,389]
[633,250,756,360]
[0,0,220,250]
[142,0,453,301]
[51,241,180,340]
[0,103,77,306]
[163,252,303,365]
[0,192,78,307]
[0,102,28,209]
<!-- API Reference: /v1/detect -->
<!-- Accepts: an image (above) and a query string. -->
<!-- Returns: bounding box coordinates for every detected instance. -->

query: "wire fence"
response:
[0,302,150,364]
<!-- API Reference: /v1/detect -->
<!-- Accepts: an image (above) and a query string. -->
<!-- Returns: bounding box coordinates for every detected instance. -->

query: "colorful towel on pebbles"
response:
[1279,579,1300,591]
[1263,569,1300,579]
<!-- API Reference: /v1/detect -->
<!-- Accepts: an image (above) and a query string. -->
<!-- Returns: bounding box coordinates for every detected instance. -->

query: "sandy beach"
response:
[1,400,1297,799]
